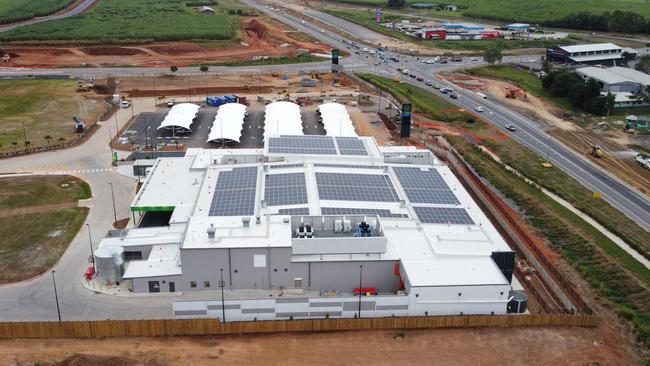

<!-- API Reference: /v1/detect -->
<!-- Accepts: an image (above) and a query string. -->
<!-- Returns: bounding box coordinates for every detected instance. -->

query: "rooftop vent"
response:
[207,224,216,238]
[242,217,251,227]
[256,216,261,224]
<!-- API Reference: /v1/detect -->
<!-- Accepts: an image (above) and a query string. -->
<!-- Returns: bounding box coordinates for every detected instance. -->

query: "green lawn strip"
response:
[464,65,580,113]
[0,0,243,42]
[0,208,88,283]
[0,0,73,24]
[630,144,650,155]
[202,54,325,67]
[357,73,477,124]
[0,175,91,209]
[451,139,650,347]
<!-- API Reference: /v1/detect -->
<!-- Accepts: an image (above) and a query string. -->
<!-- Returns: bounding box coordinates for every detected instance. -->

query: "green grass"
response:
[0,0,73,24]
[357,73,477,124]
[327,0,650,23]
[0,0,244,42]
[359,74,650,348]
[206,54,325,67]
[465,65,580,113]
[323,8,574,52]
[0,208,88,283]
[630,144,650,155]
[0,79,108,153]
[0,175,91,209]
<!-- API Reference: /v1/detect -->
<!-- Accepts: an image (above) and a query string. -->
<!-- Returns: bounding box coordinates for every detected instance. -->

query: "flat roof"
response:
[122,244,181,279]
[182,215,292,249]
[577,66,650,85]
[570,54,622,63]
[401,257,508,287]
[559,43,621,54]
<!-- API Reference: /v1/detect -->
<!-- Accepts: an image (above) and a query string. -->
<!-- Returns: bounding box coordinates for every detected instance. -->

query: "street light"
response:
[219,269,226,322]
[86,223,95,273]
[109,182,117,225]
[51,270,61,322]
[358,265,363,318]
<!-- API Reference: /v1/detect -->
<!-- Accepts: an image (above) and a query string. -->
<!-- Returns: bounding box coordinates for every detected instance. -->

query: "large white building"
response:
[577,66,650,107]
[97,135,524,320]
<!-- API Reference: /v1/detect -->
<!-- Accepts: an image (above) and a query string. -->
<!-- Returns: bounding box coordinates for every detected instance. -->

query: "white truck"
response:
[636,153,650,170]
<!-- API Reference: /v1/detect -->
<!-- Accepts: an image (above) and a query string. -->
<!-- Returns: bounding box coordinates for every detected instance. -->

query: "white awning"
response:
[318,102,358,137]
[207,103,247,143]
[158,103,200,131]
[264,101,303,140]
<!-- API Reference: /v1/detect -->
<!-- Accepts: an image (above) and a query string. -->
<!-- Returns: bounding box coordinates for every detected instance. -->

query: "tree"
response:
[387,0,406,8]
[24,140,31,151]
[542,60,551,74]
[199,64,209,72]
[605,91,616,116]
[44,135,52,145]
[11,141,18,150]
[170,65,178,73]
[635,55,650,73]
[58,137,65,143]
[621,51,634,66]
[483,47,503,66]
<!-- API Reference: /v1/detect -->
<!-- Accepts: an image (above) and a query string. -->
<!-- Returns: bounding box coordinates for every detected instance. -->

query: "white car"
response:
[120,100,131,108]
[167,98,175,107]
[475,106,484,112]
[505,123,516,131]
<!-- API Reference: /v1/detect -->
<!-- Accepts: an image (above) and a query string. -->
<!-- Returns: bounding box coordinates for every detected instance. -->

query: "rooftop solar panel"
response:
[264,173,308,206]
[335,136,368,156]
[277,207,310,215]
[209,167,257,216]
[314,163,381,170]
[321,207,407,218]
[393,166,459,205]
[268,136,337,155]
[269,163,304,169]
[413,207,474,225]
[315,172,400,202]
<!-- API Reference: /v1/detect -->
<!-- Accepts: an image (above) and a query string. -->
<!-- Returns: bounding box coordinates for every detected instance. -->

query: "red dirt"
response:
[81,47,146,56]
[147,43,204,56]
[244,19,268,40]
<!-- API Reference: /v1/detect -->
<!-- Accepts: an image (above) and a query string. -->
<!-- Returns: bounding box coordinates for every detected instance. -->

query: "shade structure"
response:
[206,103,247,143]
[158,103,200,131]
[318,102,358,137]
[264,101,303,140]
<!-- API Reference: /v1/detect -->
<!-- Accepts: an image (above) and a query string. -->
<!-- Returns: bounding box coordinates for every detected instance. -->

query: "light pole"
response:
[51,270,61,322]
[114,107,119,139]
[219,269,226,322]
[358,265,363,318]
[109,182,117,225]
[87,223,95,273]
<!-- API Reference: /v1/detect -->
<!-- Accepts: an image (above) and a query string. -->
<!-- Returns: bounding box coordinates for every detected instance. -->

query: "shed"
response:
[198,6,215,14]
[506,23,530,31]
[443,5,457,11]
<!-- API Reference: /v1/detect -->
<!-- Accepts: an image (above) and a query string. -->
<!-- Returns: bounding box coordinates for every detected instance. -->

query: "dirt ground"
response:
[1,17,330,68]
[0,325,636,366]
[445,72,650,196]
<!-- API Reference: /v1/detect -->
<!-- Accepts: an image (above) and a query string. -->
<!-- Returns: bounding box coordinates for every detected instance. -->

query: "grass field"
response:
[0,176,91,283]
[0,0,245,42]
[328,0,650,22]
[206,54,325,67]
[0,79,108,153]
[0,0,73,24]
[464,65,579,113]
[323,9,574,52]
[359,75,650,347]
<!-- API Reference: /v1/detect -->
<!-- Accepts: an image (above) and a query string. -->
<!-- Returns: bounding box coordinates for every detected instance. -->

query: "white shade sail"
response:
[318,102,358,137]
[264,101,303,140]
[158,103,200,131]
[207,103,247,143]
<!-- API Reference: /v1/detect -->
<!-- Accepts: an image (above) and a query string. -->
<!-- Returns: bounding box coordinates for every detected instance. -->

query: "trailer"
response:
[636,153,650,170]
[224,95,238,103]
[206,96,228,107]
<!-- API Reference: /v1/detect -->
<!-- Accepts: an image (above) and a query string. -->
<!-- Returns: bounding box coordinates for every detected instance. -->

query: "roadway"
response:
[0,0,97,33]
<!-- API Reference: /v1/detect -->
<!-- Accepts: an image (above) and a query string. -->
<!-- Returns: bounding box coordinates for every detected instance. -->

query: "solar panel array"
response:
[209,167,257,216]
[268,136,337,155]
[335,136,368,156]
[393,167,459,205]
[277,207,310,216]
[315,173,400,202]
[321,207,407,218]
[413,207,474,225]
[264,173,308,206]
[314,163,381,170]
[269,163,304,170]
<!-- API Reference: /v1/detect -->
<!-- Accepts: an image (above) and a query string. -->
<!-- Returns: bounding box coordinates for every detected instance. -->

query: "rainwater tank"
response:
[95,245,125,284]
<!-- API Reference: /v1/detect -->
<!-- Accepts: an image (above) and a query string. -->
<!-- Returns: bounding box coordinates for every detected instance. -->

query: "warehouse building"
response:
[96,135,524,319]
[546,43,622,65]
[576,66,650,107]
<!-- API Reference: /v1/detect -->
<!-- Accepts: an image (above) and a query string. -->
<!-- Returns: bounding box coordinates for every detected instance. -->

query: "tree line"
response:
[542,70,615,115]
[545,10,650,35]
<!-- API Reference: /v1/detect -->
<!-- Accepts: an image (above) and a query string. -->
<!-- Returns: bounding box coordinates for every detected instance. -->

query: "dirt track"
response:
[2,17,330,68]
[0,325,636,366]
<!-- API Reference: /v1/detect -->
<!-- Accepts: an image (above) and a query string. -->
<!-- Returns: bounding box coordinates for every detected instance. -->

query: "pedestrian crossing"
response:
[44,168,116,175]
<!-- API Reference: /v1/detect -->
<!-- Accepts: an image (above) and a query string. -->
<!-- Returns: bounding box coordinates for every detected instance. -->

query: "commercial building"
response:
[576,66,650,107]
[96,134,525,320]
[546,43,622,65]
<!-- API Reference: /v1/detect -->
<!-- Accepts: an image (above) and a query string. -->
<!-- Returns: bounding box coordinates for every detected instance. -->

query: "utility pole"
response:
[51,271,61,322]
[87,223,95,273]
[219,269,226,322]
[109,182,117,225]
[358,265,363,318]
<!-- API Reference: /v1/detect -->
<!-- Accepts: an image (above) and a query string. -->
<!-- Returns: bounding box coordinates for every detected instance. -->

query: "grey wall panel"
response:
[376,304,409,310]
[309,311,342,317]
[307,261,400,293]
[276,312,309,318]
[241,308,275,314]
[342,301,375,311]
[276,297,309,303]
[174,310,207,316]
[207,304,241,310]
[179,248,230,291]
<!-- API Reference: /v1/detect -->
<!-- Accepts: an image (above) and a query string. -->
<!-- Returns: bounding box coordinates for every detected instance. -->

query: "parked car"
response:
[505,123,516,131]
[440,88,449,94]
[416,76,424,82]
[425,80,433,86]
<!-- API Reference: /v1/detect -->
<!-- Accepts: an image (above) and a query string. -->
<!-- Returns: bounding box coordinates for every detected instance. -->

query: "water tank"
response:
[95,245,125,284]
[507,290,528,313]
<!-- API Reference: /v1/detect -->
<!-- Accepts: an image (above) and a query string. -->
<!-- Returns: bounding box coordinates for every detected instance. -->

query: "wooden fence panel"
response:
[0,314,598,339]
